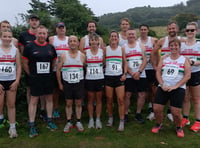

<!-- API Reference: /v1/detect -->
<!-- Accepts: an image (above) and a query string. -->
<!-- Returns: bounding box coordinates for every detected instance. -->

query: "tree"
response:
[48,0,96,36]
[171,13,200,31]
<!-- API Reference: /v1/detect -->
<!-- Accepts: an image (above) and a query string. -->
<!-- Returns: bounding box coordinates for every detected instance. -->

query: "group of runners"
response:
[0,15,200,139]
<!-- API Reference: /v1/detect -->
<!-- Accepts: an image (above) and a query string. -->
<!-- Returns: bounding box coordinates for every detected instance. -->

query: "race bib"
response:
[109,61,122,73]
[67,71,80,83]
[36,62,50,74]
[163,64,179,78]
[0,63,15,75]
[128,59,142,69]
[87,66,101,75]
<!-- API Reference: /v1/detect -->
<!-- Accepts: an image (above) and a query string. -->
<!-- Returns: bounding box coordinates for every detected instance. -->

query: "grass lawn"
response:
[0,98,200,148]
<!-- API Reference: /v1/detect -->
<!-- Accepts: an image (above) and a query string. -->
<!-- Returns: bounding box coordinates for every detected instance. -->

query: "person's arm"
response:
[79,37,86,53]
[133,44,147,80]
[156,56,168,91]
[150,38,163,70]
[120,46,127,81]
[10,48,22,91]
[22,46,30,75]
[168,57,191,92]
[56,53,65,91]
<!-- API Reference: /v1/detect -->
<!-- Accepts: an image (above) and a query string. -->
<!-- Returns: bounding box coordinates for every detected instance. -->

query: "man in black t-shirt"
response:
[22,25,58,138]
[18,14,40,53]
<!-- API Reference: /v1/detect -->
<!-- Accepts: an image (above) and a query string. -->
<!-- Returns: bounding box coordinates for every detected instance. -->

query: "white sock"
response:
[10,123,16,129]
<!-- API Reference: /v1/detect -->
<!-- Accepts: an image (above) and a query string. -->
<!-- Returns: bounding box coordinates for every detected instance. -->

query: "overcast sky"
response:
[0,0,188,26]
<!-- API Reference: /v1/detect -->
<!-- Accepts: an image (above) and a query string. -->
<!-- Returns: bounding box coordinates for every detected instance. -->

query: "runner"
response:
[124,29,147,124]
[151,38,190,138]
[85,33,104,129]
[151,21,185,121]
[0,29,21,138]
[180,22,200,132]
[19,14,46,120]
[119,18,130,47]
[49,22,69,118]
[56,35,85,133]
[105,31,127,131]
[138,24,158,121]
[79,20,104,53]
[22,25,58,138]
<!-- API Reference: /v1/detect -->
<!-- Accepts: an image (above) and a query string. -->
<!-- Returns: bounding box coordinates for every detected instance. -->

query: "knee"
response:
[138,92,146,99]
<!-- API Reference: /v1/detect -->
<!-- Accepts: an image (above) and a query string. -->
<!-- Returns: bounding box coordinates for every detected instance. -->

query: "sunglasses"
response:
[186,29,196,32]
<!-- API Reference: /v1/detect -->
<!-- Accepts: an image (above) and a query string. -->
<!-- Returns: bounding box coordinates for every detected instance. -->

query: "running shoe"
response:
[76,122,84,132]
[39,110,47,121]
[118,121,124,132]
[190,121,200,132]
[53,110,60,118]
[63,122,73,133]
[176,128,184,138]
[167,113,174,122]
[8,127,18,138]
[181,118,190,127]
[29,126,38,138]
[47,121,58,131]
[124,114,129,123]
[135,113,144,124]
[106,117,113,127]
[151,124,162,133]
[88,118,94,129]
[146,112,155,121]
[96,119,102,129]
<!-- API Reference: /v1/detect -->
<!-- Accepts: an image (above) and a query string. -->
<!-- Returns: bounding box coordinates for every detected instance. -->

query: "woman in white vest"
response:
[85,33,104,129]
[105,31,127,131]
[180,22,200,132]
[0,29,21,138]
[152,38,190,138]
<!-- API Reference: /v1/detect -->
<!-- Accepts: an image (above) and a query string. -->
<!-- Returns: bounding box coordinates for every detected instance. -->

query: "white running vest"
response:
[119,34,128,47]
[85,48,104,80]
[61,51,84,83]
[138,37,154,70]
[52,35,69,71]
[161,55,186,89]
[181,42,200,73]
[161,36,181,56]
[0,46,17,80]
[125,42,146,78]
[105,46,123,76]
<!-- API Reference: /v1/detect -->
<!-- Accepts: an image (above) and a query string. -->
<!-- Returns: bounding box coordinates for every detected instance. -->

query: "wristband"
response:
[191,60,195,66]
[138,70,142,74]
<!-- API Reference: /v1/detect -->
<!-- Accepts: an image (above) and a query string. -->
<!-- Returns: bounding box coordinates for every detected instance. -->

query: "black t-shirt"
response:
[18,30,36,47]
[23,40,57,76]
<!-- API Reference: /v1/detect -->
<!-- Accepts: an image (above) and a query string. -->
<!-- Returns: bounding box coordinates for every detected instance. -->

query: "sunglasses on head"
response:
[186,29,196,32]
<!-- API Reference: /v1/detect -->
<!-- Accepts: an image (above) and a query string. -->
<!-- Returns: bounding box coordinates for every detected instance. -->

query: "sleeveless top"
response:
[85,48,104,80]
[181,42,200,73]
[119,34,128,47]
[125,42,146,78]
[105,46,123,76]
[161,55,186,89]
[0,46,17,80]
[62,51,84,83]
[52,35,69,71]
[138,37,154,70]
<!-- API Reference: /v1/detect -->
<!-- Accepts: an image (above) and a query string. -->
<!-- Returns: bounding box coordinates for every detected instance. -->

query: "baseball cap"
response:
[56,22,65,28]
[29,14,40,20]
